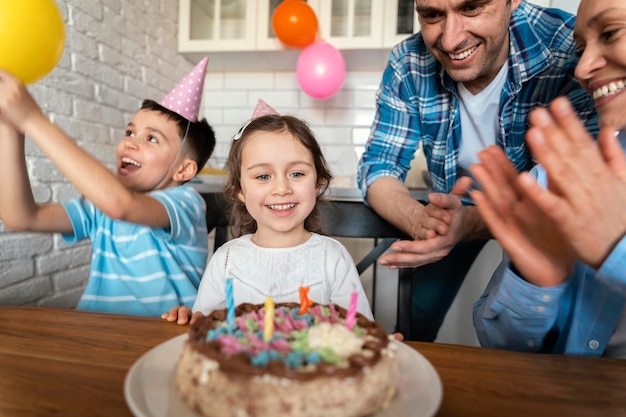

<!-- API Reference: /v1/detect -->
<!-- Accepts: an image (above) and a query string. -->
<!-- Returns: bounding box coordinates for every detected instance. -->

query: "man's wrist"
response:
[461,205,491,241]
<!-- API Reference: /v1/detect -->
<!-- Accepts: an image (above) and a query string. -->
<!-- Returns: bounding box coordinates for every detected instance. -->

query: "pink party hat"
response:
[251,99,279,119]
[160,57,209,122]
[233,99,280,140]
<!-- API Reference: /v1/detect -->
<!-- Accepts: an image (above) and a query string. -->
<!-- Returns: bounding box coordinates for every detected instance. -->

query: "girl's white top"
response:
[193,233,373,319]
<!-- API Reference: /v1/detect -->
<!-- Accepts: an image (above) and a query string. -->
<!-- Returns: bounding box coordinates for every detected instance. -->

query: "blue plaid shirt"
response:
[358,1,598,197]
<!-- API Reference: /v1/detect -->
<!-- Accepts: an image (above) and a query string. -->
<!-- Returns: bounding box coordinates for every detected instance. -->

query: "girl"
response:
[165,112,373,324]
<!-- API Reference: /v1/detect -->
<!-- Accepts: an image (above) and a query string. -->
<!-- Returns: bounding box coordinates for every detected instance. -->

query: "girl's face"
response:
[237,130,319,247]
[575,0,626,130]
[116,109,184,191]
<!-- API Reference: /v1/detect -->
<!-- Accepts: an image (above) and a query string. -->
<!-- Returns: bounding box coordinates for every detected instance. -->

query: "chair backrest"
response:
[319,200,408,239]
[319,200,413,336]
[204,192,230,253]
[319,201,410,274]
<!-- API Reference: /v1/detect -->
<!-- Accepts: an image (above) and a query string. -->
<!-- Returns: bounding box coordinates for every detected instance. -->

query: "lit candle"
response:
[225,277,234,325]
[345,290,358,330]
[299,286,313,314]
[263,296,275,341]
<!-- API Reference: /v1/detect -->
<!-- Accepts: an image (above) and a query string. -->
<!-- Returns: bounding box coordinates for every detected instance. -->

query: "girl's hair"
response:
[140,100,216,177]
[224,114,333,237]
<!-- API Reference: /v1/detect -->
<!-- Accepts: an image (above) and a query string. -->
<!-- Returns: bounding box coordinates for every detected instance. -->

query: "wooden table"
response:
[1,307,625,417]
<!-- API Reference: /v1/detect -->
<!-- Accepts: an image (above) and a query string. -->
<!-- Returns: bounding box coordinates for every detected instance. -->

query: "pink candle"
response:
[345,291,358,330]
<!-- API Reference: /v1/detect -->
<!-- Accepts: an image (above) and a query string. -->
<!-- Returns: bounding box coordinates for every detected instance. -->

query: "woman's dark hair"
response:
[140,99,216,177]
[224,114,333,237]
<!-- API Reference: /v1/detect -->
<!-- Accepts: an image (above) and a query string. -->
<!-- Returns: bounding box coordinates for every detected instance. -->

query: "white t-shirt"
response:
[193,233,374,319]
[457,61,509,172]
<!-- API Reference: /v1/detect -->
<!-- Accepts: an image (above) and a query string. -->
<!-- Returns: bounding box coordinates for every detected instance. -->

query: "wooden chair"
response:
[319,201,413,336]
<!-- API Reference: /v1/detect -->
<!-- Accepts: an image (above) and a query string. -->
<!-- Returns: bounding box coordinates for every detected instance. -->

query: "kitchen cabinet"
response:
[178,0,259,51]
[178,0,419,52]
[382,0,419,48]
[317,0,384,49]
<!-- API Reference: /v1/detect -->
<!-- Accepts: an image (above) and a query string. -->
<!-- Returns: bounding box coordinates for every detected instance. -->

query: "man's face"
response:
[416,0,521,94]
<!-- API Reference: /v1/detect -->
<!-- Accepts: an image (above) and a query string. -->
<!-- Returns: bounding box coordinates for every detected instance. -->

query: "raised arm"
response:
[0,69,170,228]
[0,120,72,233]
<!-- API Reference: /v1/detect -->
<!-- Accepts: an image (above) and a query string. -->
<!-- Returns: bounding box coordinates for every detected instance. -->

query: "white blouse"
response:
[193,233,373,319]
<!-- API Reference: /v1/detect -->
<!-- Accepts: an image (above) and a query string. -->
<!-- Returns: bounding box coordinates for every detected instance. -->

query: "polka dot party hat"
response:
[233,99,280,140]
[251,98,279,119]
[160,57,208,122]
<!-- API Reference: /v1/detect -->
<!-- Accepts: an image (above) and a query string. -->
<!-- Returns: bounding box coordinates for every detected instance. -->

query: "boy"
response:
[0,58,215,317]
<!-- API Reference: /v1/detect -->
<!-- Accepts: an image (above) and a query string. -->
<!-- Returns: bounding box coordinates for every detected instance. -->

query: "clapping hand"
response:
[517,97,626,270]
[470,145,575,287]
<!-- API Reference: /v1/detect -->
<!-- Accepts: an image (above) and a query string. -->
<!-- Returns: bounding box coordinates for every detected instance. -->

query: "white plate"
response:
[124,334,442,417]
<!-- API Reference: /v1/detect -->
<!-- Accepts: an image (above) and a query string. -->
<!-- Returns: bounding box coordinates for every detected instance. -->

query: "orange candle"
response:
[299,286,313,314]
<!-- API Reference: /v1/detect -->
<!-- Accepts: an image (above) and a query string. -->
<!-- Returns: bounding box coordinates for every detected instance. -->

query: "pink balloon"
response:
[296,41,346,100]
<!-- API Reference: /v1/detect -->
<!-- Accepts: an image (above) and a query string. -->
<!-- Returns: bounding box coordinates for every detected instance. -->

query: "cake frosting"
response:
[176,302,399,417]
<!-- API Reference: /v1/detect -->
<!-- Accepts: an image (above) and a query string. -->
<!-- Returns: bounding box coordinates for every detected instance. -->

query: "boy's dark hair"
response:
[224,114,333,237]
[140,100,216,175]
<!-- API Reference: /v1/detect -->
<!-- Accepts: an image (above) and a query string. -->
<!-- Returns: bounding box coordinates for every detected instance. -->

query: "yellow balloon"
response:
[0,0,65,84]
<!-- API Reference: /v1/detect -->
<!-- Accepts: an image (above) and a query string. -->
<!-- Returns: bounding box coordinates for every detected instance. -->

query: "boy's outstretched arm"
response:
[0,120,72,233]
[0,69,171,229]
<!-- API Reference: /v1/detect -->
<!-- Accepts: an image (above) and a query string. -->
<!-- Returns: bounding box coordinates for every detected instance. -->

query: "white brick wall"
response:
[0,0,198,307]
[0,0,389,309]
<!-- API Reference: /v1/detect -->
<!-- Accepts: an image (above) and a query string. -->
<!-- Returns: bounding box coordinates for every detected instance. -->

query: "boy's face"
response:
[416,0,520,94]
[116,109,183,191]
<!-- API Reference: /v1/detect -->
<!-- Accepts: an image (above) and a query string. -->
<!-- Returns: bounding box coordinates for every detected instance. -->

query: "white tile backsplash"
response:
[202,69,385,180]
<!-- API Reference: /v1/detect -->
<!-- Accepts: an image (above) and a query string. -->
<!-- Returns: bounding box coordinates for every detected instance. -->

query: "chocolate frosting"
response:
[186,302,391,381]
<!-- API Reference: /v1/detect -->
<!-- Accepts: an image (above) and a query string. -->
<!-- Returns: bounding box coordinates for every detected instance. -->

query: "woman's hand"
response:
[470,146,575,287]
[520,97,626,269]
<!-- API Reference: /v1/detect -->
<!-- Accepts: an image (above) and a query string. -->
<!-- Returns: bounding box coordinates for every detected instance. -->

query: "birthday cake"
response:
[176,302,399,417]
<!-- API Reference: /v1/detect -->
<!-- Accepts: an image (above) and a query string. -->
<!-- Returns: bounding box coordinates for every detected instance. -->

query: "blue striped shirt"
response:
[62,185,208,317]
[358,1,598,197]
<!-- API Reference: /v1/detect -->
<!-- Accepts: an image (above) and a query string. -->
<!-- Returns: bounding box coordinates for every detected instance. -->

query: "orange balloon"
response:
[272,0,318,49]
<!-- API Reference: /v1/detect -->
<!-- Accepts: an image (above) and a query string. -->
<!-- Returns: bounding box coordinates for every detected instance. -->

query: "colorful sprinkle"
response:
[207,306,364,368]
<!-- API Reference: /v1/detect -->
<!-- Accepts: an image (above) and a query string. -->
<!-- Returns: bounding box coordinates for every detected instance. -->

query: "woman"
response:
[470,0,626,358]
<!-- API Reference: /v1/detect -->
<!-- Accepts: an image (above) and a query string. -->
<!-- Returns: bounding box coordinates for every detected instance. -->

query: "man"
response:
[357,0,598,341]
